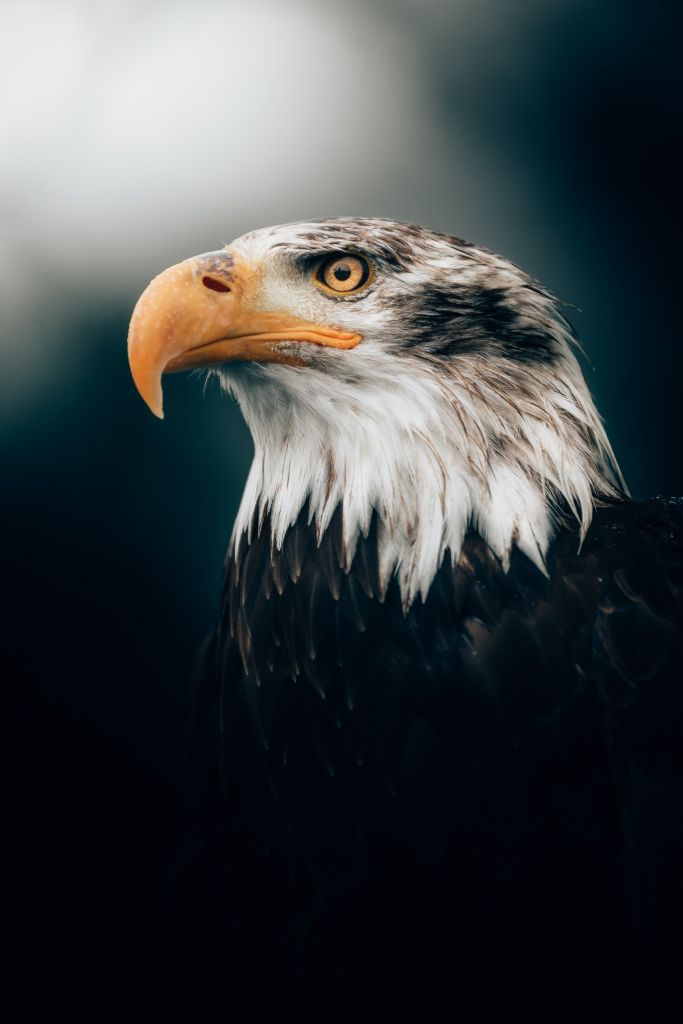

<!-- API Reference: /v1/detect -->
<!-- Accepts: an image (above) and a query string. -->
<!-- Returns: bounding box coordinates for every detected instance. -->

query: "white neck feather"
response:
[221,343,623,608]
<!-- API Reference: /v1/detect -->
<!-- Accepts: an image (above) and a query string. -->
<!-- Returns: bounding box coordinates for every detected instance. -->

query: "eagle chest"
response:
[214,517,617,884]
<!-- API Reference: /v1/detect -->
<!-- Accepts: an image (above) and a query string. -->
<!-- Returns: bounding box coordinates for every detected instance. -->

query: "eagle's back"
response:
[183,498,683,1012]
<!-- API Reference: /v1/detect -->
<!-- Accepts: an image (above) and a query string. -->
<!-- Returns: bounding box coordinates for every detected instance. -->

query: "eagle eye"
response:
[314,254,372,296]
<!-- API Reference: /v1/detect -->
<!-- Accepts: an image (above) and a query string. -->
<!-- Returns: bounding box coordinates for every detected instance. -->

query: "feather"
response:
[175,220,683,1010]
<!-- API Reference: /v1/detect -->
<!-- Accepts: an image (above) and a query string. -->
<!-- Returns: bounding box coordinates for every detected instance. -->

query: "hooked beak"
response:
[127,250,362,418]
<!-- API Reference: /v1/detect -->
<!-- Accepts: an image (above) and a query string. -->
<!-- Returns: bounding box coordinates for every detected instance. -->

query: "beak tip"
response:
[146,393,165,419]
[129,378,165,419]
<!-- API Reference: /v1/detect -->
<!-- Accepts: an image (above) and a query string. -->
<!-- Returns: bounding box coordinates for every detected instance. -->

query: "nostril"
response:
[202,276,230,293]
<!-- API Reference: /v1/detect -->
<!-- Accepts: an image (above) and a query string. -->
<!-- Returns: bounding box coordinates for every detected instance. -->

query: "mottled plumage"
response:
[128,218,683,1013]
[217,218,624,605]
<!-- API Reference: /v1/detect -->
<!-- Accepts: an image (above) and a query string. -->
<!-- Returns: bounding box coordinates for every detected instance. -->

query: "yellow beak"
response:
[127,250,362,418]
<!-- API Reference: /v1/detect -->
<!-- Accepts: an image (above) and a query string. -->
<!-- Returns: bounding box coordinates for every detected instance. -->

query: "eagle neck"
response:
[222,357,613,608]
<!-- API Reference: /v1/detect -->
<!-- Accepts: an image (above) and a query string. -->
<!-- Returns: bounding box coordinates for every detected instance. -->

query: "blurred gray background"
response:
[4,0,681,974]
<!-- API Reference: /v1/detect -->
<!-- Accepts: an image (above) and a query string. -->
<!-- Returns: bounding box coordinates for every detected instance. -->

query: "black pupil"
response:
[334,264,352,281]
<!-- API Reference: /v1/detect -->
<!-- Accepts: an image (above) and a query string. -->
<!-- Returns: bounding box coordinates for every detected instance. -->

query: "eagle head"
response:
[128,217,625,605]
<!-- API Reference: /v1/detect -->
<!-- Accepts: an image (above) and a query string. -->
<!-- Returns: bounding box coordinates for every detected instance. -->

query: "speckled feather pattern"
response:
[216,218,625,605]
[179,220,683,1003]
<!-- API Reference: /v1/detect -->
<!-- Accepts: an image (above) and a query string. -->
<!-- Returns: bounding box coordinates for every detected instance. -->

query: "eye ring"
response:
[313,254,374,297]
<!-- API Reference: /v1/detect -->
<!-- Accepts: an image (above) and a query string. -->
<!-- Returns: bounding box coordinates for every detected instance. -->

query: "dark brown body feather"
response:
[180,498,683,1015]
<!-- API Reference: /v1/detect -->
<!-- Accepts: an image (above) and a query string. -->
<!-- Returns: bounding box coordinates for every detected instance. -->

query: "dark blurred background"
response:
[3,0,681,988]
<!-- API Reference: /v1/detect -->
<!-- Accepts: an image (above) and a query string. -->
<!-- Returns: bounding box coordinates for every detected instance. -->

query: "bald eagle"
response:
[129,219,682,1011]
